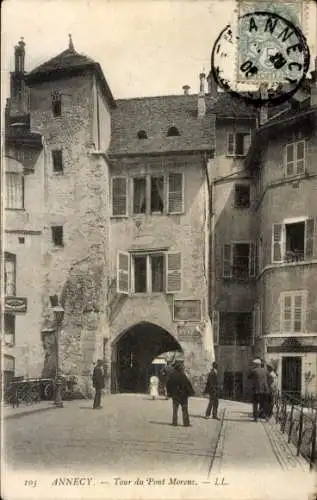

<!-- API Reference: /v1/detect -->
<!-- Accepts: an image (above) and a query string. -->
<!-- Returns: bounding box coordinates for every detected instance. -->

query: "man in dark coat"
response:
[204,362,220,420]
[247,358,269,421]
[160,362,174,399]
[92,359,105,409]
[166,361,194,427]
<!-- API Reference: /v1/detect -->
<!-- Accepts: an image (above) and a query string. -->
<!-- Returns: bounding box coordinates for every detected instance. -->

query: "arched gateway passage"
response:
[111,322,182,393]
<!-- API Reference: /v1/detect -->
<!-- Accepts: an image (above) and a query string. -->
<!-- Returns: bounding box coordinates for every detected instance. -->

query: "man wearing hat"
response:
[92,359,105,409]
[248,358,269,422]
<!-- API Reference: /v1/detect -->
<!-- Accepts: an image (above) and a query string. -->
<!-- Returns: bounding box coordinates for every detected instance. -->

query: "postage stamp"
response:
[236,0,310,84]
[211,7,310,104]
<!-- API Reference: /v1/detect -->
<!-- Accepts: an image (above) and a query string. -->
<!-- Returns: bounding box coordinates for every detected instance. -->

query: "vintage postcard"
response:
[1,0,317,499]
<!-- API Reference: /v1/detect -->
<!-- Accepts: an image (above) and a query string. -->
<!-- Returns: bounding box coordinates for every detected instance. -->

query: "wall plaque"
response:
[173,300,201,322]
[177,325,202,342]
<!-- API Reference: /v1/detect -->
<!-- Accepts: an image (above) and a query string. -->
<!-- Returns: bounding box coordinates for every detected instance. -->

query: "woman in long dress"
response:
[149,375,159,400]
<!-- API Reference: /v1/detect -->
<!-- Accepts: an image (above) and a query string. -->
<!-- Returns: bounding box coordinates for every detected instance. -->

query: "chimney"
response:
[14,37,25,73]
[198,72,206,118]
[182,85,190,95]
[207,70,218,98]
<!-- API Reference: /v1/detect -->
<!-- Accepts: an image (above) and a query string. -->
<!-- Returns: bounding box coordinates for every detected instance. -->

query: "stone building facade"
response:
[246,83,317,399]
[3,40,216,395]
[210,73,317,400]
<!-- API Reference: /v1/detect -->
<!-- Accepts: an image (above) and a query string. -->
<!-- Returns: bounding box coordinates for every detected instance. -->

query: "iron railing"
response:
[273,391,317,470]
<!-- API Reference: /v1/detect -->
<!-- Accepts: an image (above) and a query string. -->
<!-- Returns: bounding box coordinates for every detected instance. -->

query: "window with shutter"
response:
[112,177,127,216]
[212,311,219,345]
[305,218,315,259]
[117,251,130,294]
[168,173,183,214]
[223,244,232,277]
[5,173,24,209]
[285,140,306,176]
[280,291,307,333]
[272,223,283,262]
[166,252,182,292]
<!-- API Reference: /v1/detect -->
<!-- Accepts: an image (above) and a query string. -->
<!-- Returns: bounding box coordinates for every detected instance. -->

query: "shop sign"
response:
[5,296,27,313]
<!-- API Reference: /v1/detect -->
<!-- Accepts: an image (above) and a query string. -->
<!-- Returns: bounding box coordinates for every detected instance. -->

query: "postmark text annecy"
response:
[236,10,309,85]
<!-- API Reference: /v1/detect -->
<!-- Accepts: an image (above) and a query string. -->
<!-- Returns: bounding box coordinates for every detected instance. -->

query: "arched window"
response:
[137,130,147,140]
[167,126,180,137]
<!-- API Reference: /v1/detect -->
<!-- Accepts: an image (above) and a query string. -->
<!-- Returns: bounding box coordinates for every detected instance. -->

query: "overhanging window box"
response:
[272,217,315,263]
[117,250,182,294]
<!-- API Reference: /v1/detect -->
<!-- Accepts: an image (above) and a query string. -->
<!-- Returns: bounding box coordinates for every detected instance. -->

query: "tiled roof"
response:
[26,44,115,108]
[214,92,258,118]
[28,47,95,76]
[108,94,216,156]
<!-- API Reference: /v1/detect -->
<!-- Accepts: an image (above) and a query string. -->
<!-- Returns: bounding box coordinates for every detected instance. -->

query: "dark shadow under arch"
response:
[111,322,182,393]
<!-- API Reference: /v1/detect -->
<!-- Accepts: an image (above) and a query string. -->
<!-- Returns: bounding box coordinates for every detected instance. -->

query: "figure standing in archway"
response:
[149,374,159,400]
[166,361,194,427]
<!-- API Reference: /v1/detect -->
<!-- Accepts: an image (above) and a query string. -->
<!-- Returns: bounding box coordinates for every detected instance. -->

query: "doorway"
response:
[111,322,182,393]
[282,356,302,399]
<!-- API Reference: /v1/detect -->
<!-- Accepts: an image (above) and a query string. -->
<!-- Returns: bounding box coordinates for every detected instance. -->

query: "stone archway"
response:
[111,322,182,393]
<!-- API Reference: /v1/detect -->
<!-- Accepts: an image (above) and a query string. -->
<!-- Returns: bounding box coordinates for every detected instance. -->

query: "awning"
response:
[152,358,166,365]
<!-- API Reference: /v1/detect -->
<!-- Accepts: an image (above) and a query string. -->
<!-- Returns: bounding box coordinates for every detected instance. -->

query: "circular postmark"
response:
[211,10,310,105]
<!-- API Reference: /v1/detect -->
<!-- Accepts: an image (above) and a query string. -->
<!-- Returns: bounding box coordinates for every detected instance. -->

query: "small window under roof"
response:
[137,130,147,140]
[167,126,180,137]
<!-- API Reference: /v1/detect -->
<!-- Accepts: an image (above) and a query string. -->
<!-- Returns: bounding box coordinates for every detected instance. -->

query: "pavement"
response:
[2,395,316,500]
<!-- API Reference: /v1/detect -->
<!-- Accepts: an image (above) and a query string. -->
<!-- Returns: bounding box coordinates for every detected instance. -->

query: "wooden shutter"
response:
[285,143,295,176]
[296,140,305,174]
[212,311,219,345]
[272,223,283,262]
[294,294,304,332]
[117,251,130,294]
[227,133,235,155]
[112,177,127,216]
[167,173,184,214]
[282,294,292,332]
[223,244,232,277]
[166,252,182,292]
[249,242,256,277]
[305,218,315,259]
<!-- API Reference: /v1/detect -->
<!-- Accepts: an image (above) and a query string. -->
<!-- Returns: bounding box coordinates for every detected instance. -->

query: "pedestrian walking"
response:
[247,358,269,422]
[204,362,220,420]
[92,359,105,409]
[166,361,194,427]
[265,365,278,418]
[149,374,159,400]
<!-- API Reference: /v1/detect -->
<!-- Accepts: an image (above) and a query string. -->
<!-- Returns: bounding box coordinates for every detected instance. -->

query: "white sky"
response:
[2,0,317,101]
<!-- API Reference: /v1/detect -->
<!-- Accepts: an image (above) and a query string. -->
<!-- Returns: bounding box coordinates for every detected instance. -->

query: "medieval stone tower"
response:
[25,36,115,394]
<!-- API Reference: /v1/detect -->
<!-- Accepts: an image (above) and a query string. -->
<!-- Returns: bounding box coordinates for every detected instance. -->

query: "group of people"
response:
[92,356,278,425]
[248,358,278,422]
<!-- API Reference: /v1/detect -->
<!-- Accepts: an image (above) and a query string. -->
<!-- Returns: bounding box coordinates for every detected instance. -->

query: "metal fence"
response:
[273,391,317,470]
